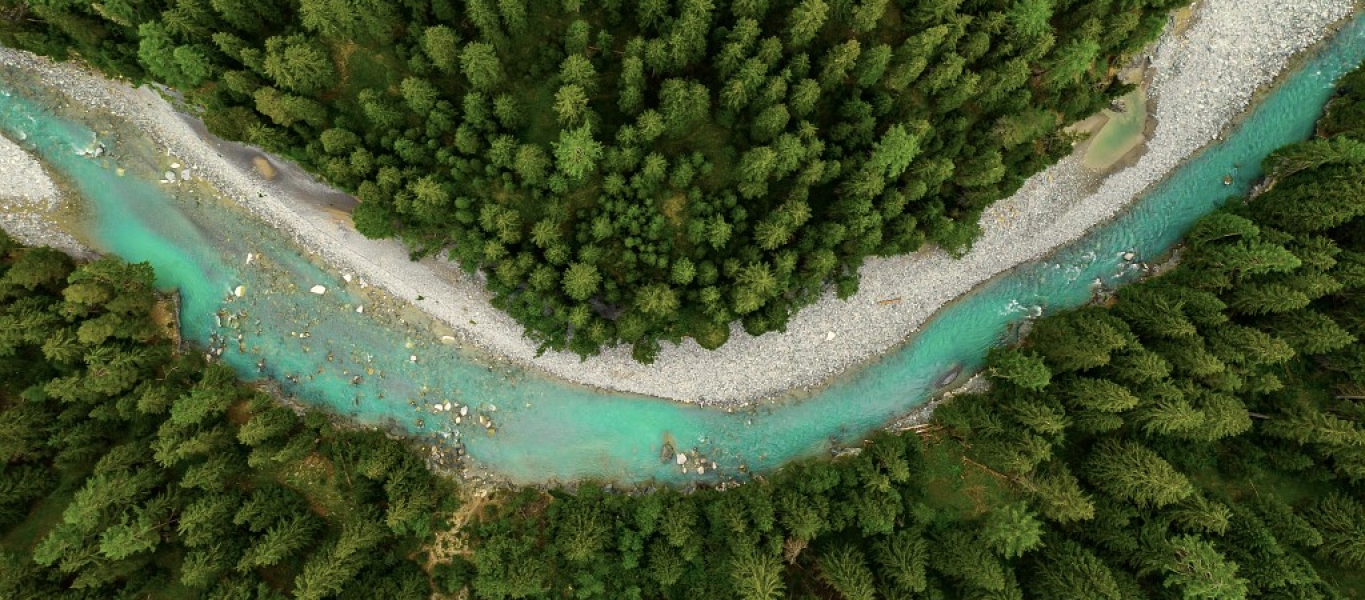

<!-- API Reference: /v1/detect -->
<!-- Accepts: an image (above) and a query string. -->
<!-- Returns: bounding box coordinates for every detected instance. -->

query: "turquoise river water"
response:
[1,16,1363,484]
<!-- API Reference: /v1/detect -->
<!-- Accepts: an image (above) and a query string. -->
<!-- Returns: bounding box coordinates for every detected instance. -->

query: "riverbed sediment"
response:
[0,130,89,256]
[0,0,1355,407]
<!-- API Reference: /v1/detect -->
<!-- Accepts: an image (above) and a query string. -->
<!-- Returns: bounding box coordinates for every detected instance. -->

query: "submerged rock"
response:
[309,285,326,295]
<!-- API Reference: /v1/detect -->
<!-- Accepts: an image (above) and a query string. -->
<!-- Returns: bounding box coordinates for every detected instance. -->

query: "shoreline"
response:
[0,128,91,258]
[0,0,1356,408]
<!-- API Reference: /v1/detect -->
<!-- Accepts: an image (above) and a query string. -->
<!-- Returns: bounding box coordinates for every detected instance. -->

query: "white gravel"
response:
[0,131,89,255]
[0,0,1354,407]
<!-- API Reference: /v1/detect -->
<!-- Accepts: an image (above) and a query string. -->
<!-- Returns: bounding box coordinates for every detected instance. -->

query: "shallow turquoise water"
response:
[1,16,1363,484]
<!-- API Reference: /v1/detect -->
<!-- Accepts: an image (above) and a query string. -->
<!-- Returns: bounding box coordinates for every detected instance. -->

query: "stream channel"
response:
[1,15,1364,485]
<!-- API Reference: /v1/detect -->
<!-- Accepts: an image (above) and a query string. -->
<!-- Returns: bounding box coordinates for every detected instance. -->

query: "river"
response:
[1,14,1363,484]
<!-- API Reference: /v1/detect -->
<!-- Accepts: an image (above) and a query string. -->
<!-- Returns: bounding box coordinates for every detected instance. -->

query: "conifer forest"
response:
[1,0,1176,359]
[0,1,1364,599]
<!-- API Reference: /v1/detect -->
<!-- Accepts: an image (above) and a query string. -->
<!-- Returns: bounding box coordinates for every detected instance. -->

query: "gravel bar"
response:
[0,0,1355,407]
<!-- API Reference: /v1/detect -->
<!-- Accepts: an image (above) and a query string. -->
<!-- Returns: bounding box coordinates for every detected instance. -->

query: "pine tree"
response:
[1001,391,1069,436]
[554,503,610,563]
[236,514,320,570]
[818,40,861,88]
[1307,493,1365,568]
[97,513,160,560]
[562,262,601,301]
[1249,164,1365,233]
[1026,539,1122,600]
[786,0,829,48]
[1007,0,1055,43]
[293,543,363,600]
[262,35,336,95]
[1162,534,1249,600]
[1029,308,1131,372]
[179,544,232,588]
[553,84,589,125]
[553,124,603,180]
[1060,376,1139,413]
[421,26,462,73]
[1043,37,1100,88]
[873,529,927,593]
[730,545,785,600]
[818,545,877,600]
[982,503,1044,559]
[560,55,597,91]
[1084,439,1193,508]
[1226,282,1311,315]
[1266,310,1356,355]
[460,42,503,90]
[178,493,241,548]
[2,247,74,293]
[930,530,1008,592]
[1169,494,1233,536]
[1186,212,1261,250]
[497,0,527,34]
[1115,284,1199,339]
[1132,396,1206,438]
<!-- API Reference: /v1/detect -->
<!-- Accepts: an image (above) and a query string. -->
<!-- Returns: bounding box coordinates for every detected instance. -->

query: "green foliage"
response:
[0,0,1175,361]
[262,35,335,95]
[0,240,453,597]
[982,502,1045,559]
[1163,534,1249,600]
[8,14,1365,600]
[552,123,603,180]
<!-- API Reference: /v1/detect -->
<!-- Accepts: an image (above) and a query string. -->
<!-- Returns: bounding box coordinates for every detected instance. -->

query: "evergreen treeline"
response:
[450,67,1365,598]
[0,0,1180,360]
[0,232,458,598]
[2,65,1365,600]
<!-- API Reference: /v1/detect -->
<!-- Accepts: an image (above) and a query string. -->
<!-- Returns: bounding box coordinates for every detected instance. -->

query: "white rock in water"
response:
[164,171,176,181]
[245,253,254,265]
[309,285,326,294]
[170,162,180,169]
[443,401,452,411]
[233,285,245,298]
[342,273,353,283]
[460,406,468,416]
[409,355,418,362]
[356,305,364,313]
[1123,252,1136,261]
[676,453,688,465]
[697,466,704,474]
[181,169,191,180]
[432,404,443,412]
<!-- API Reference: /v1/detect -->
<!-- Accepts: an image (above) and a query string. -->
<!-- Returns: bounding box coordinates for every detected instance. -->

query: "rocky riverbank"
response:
[0,0,1356,408]
[0,130,89,256]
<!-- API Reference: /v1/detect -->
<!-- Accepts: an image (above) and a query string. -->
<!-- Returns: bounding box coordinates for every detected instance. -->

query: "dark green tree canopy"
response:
[0,0,1183,360]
